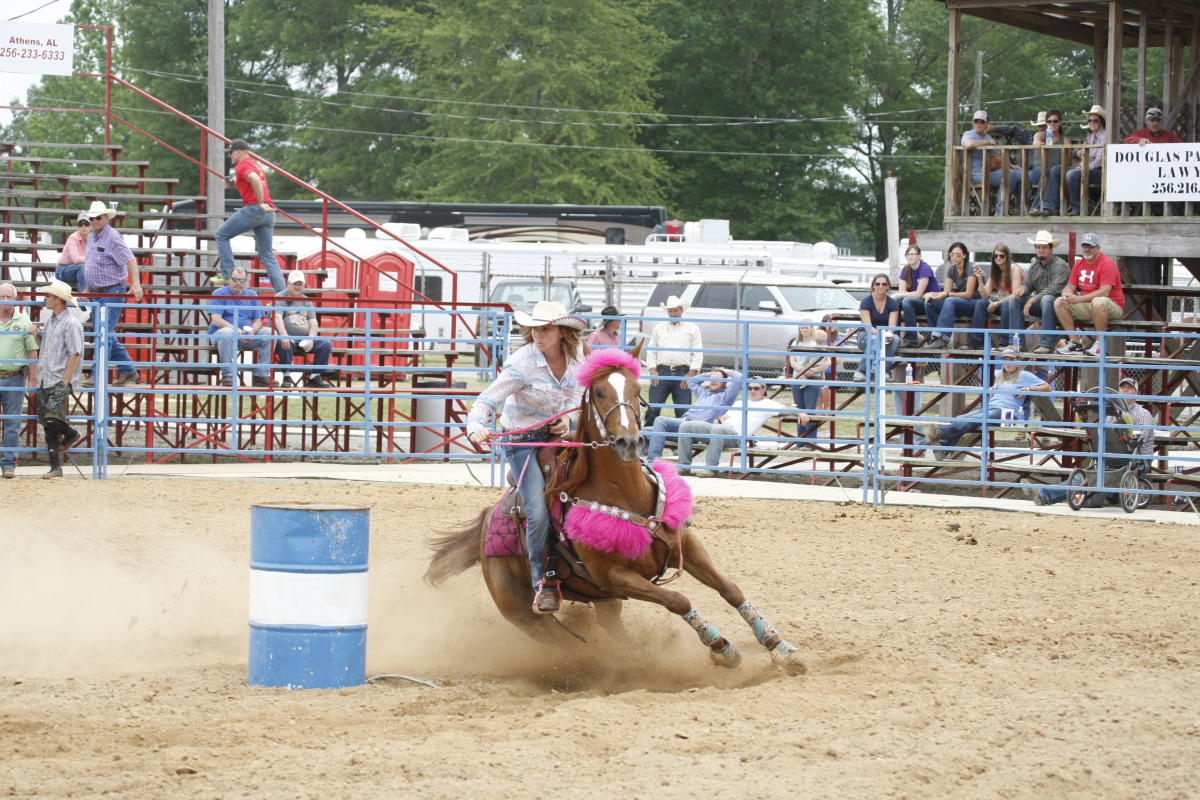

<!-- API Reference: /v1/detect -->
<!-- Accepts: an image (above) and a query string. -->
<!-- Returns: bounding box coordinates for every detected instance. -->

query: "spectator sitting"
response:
[894,245,941,346]
[677,381,786,478]
[208,266,273,389]
[921,242,980,350]
[645,368,740,463]
[1029,109,1072,216]
[786,324,828,433]
[1020,230,1072,354]
[53,211,91,292]
[1053,232,1125,357]
[586,305,624,348]
[924,347,1049,455]
[854,273,900,382]
[643,295,703,426]
[1022,377,1154,506]
[1123,107,1182,145]
[963,109,1022,215]
[1051,105,1105,216]
[273,270,333,389]
[969,243,1024,350]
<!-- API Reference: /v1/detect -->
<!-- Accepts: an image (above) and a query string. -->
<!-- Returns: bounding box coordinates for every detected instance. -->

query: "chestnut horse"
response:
[425,343,805,673]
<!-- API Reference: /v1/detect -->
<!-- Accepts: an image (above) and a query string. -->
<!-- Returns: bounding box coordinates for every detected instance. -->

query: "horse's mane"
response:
[550,348,642,500]
[577,348,641,387]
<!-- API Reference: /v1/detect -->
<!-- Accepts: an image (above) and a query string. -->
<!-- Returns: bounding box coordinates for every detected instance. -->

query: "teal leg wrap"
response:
[738,600,784,650]
[682,608,722,648]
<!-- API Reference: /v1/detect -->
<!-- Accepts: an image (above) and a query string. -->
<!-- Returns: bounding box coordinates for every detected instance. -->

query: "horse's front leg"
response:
[680,529,806,675]
[602,565,741,668]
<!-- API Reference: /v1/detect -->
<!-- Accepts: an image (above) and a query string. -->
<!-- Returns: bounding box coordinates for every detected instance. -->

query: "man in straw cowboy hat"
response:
[35,280,85,479]
[643,294,702,427]
[1016,230,1071,354]
[81,199,142,387]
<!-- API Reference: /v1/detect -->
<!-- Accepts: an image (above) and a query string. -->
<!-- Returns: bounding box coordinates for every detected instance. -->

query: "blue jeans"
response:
[1065,166,1102,214]
[678,420,737,468]
[0,372,26,469]
[854,329,900,381]
[971,167,1021,214]
[646,416,686,462]
[1032,294,1061,348]
[215,205,285,291]
[1039,485,1118,506]
[937,406,1005,449]
[55,263,85,292]
[503,443,551,588]
[212,327,272,379]
[898,296,927,342]
[645,366,691,427]
[969,297,1025,348]
[791,383,822,438]
[275,336,332,371]
[924,296,975,341]
[91,287,136,376]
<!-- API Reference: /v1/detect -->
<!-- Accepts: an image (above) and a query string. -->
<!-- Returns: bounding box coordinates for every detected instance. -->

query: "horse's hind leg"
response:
[482,556,560,644]
[594,599,632,644]
[679,529,806,675]
[602,566,742,668]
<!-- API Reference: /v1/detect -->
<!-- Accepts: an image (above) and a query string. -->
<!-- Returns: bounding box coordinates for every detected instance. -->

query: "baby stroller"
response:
[1064,387,1151,514]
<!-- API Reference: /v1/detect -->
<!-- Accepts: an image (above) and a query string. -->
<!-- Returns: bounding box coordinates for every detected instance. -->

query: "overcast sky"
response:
[2,0,75,125]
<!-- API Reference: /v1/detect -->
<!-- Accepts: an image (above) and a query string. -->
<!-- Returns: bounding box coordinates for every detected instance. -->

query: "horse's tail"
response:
[425,506,489,586]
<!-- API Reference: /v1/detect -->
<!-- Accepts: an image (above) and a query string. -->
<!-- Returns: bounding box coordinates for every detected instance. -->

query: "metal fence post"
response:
[93,302,109,479]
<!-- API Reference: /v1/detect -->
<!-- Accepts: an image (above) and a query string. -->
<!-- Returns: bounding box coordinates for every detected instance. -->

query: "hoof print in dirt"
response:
[955,534,978,545]
[947,523,961,532]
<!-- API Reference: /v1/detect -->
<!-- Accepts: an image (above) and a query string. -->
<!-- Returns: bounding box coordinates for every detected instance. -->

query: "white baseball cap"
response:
[287,270,306,285]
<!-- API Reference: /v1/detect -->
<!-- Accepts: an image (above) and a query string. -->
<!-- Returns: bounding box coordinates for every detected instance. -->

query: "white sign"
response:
[1108,142,1200,202]
[0,23,74,76]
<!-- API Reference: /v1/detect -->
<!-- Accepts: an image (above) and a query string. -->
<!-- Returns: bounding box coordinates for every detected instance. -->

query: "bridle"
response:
[580,385,640,449]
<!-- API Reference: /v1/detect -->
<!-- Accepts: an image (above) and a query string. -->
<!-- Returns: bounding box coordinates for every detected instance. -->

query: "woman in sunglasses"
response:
[53,211,92,293]
[1029,109,1071,216]
[969,244,1024,350]
[854,273,899,382]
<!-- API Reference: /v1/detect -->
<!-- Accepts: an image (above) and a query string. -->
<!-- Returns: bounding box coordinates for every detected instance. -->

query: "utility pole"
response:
[206,0,225,232]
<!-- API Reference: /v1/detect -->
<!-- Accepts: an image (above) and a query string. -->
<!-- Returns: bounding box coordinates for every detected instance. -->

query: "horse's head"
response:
[576,341,645,462]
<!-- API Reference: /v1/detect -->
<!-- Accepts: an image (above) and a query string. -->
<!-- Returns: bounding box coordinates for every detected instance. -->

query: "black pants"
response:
[645,365,692,427]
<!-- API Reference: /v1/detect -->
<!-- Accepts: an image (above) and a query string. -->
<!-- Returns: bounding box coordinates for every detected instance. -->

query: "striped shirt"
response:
[467,343,584,436]
[645,320,703,371]
[84,223,134,290]
[37,308,84,387]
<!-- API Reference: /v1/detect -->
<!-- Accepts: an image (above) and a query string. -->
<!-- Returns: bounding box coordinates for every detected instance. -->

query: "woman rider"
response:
[467,301,587,615]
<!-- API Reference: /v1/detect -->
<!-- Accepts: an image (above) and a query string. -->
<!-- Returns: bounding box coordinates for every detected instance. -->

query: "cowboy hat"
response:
[1029,111,1048,127]
[659,295,690,311]
[39,279,78,307]
[512,300,586,330]
[84,200,118,220]
[1082,104,1106,123]
[1027,230,1061,247]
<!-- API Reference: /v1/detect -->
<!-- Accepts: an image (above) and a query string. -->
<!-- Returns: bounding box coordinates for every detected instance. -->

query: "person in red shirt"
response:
[1123,108,1183,145]
[1052,232,1125,357]
[213,138,285,291]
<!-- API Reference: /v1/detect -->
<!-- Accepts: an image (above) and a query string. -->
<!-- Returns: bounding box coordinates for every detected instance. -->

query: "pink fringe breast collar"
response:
[562,461,693,559]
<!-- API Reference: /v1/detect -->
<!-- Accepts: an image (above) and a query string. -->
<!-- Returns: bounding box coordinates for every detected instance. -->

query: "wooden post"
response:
[1164,12,1175,124]
[1103,1,1122,219]
[945,8,961,221]
[1137,8,1147,121]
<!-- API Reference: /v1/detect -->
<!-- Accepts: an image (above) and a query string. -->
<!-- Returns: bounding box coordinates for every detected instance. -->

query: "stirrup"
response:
[532,577,562,615]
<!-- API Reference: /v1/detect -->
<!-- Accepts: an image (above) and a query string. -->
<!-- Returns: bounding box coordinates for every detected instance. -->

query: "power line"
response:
[8,0,66,21]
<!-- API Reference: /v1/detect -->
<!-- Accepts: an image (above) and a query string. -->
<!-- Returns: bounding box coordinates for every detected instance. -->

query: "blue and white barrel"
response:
[247,502,370,689]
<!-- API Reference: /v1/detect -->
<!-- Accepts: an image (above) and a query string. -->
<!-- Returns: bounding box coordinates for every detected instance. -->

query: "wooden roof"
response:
[938,1,1200,47]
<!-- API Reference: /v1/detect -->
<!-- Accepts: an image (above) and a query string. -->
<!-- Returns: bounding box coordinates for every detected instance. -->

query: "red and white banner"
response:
[0,23,74,76]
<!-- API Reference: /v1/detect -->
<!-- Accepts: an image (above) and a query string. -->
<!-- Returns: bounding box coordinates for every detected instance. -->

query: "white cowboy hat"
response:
[39,279,78,307]
[1082,104,1106,123]
[1027,230,1061,247]
[659,295,690,311]
[84,200,119,220]
[1029,111,1048,127]
[512,300,586,330]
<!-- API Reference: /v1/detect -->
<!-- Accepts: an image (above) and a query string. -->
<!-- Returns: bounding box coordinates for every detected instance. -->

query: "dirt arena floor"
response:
[1,478,1198,799]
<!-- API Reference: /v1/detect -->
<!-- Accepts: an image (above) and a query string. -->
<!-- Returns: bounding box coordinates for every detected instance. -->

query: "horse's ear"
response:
[629,338,645,361]
[582,338,592,358]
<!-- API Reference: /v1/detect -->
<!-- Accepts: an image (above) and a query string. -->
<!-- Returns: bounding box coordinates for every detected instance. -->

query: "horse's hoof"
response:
[709,639,742,669]
[770,643,807,676]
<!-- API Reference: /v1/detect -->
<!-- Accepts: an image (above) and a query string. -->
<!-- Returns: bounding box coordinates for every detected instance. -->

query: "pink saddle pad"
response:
[484,490,524,558]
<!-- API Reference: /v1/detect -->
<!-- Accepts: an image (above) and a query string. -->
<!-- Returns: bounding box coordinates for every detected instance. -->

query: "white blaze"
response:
[607,372,632,429]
